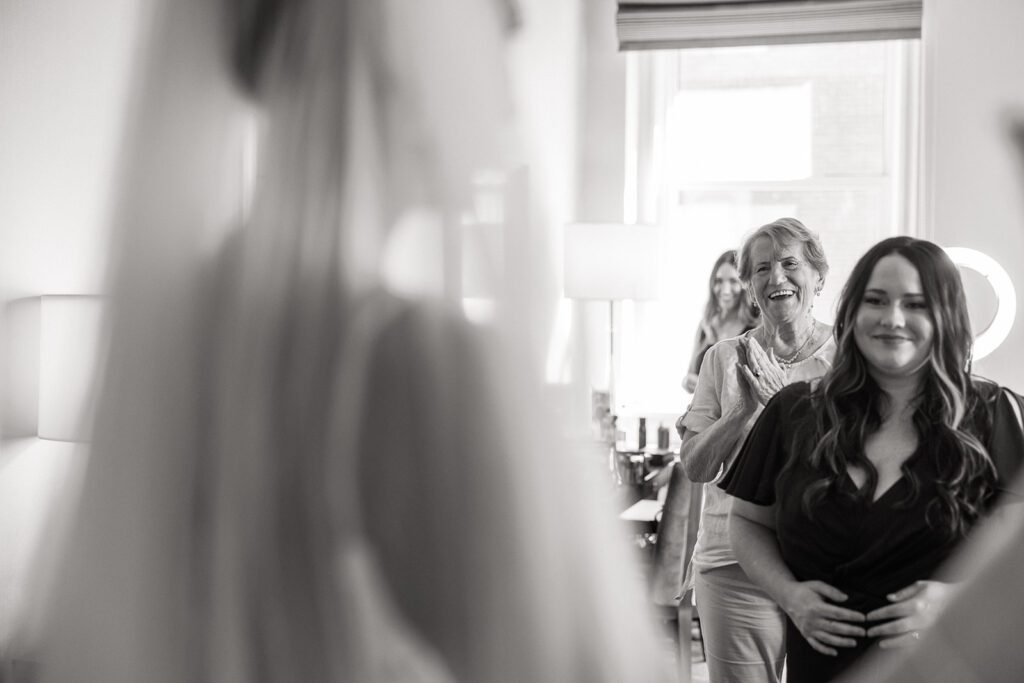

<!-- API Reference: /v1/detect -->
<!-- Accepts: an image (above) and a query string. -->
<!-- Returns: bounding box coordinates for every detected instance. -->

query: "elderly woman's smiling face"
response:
[748,236,823,326]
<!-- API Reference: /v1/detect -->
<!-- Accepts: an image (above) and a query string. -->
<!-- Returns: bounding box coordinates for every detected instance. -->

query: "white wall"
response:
[0,0,144,655]
[922,0,1024,388]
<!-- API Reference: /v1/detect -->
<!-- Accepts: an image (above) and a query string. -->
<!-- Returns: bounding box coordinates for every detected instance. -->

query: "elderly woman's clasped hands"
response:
[738,336,788,405]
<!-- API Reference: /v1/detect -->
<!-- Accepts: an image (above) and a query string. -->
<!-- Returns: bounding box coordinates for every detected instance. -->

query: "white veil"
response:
[42,0,674,681]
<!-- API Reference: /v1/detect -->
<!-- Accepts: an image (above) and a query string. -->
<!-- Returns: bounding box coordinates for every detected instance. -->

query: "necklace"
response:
[769,321,817,367]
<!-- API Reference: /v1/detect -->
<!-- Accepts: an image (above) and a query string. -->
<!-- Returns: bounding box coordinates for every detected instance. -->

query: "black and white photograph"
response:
[1,1,1023,681]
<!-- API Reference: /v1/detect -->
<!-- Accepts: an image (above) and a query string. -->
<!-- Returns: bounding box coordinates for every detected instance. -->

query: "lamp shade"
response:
[563,223,660,301]
[38,295,105,442]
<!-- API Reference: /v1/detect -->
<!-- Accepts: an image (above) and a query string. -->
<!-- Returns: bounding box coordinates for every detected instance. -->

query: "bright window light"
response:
[668,84,812,183]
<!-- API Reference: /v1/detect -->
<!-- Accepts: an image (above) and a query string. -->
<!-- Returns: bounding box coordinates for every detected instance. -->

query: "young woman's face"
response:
[747,237,822,326]
[712,262,743,313]
[853,254,935,379]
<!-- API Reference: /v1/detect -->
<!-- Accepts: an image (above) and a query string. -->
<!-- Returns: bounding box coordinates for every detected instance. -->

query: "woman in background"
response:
[679,217,835,683]
[683,250,759,393]
[39,1,672,681]
[725,236,1024,682]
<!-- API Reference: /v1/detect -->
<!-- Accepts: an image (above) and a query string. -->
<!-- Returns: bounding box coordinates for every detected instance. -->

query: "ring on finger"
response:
[910,631,920,640]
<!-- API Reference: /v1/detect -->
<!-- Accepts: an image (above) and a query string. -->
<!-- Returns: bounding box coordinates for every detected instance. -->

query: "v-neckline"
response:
[842,467,909,505]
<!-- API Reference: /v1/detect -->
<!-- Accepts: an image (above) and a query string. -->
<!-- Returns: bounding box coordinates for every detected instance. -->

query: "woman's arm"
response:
[679,402,754,482]
[730,498,866,656]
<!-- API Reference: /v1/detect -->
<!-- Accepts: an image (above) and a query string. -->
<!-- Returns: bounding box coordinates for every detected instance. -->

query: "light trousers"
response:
[695,563,786,683]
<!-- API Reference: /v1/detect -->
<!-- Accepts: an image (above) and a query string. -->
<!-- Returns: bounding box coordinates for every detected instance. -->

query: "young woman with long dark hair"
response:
[683,250,760,393]
[724,236,1024,682]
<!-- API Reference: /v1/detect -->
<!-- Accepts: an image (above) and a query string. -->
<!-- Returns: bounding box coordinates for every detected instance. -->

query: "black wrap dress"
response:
[721,380,1024,682]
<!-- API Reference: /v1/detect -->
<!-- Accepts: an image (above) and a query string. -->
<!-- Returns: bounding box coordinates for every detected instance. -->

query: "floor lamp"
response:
[563,222,660,418]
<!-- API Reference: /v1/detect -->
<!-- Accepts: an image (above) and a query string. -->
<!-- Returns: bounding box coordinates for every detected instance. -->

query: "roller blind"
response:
[616,0,922,51]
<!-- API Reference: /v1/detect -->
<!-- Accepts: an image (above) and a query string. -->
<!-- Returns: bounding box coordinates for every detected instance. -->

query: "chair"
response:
[649,461,704,680]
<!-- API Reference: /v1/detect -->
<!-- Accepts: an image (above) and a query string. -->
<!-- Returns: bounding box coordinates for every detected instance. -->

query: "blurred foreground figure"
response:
[41,0,672,681]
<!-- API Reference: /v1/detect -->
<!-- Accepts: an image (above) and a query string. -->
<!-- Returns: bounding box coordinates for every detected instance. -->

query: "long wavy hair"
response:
[700,250,759,331]
[792,237,996,537]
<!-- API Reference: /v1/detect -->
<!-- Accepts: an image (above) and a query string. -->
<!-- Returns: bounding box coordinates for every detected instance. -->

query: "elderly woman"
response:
[724,237,1024,682]
[683,250,760,393]
[679,218,835,682]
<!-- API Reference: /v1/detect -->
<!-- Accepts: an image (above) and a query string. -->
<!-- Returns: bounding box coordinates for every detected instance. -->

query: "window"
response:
[617,40,920,415]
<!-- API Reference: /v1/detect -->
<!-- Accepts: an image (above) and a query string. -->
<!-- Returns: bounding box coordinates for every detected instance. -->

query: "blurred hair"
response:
[42,1,670,681]
[222,0,303,95]
[791,236,995,537]
[700,249,758,328]
[737,217,829,285]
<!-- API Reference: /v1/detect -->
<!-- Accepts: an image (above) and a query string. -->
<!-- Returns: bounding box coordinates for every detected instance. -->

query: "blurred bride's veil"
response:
[41,0,672,681]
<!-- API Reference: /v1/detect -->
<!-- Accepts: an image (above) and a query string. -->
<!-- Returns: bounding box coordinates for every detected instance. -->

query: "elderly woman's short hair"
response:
[737,217,829,283]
